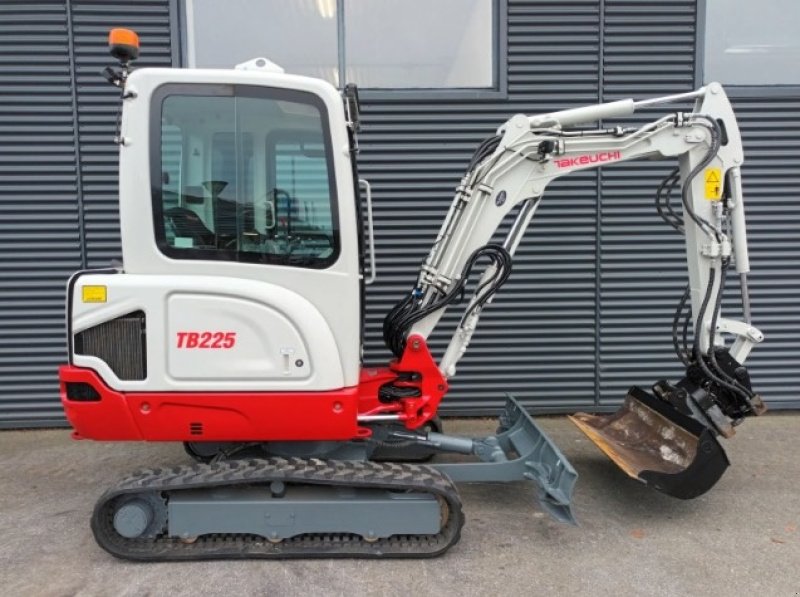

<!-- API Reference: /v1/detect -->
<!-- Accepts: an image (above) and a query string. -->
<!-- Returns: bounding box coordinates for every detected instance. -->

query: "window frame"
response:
[178,0,508,99]
[695,0,800,97]
[150,82,342,270]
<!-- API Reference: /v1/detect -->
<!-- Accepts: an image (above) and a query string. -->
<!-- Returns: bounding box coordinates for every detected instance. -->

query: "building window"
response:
[186,0,339,83]
[185,0,496,89]
[343,0,493,88]
[703,0,800,86]
[152,84,339,269]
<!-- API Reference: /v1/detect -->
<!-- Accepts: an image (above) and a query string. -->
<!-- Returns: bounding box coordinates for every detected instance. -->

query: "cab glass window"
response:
[152,85,339,268]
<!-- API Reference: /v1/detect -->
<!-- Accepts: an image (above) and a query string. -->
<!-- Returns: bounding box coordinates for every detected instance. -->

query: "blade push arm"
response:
[386,83,762,384]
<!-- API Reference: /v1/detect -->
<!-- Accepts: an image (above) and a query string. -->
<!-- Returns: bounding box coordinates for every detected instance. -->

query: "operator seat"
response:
[164,206,215,247]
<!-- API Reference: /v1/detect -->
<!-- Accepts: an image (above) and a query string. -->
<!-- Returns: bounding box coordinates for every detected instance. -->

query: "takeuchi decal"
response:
[554,151,622,169]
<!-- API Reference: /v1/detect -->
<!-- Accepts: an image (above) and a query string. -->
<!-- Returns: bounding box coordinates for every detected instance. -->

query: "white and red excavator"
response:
[58,30,765,560]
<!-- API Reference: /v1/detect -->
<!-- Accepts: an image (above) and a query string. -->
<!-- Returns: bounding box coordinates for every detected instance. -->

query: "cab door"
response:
[114,69,363,390]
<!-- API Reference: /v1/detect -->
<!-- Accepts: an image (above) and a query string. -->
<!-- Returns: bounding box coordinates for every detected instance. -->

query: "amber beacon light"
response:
[108,28,140,63]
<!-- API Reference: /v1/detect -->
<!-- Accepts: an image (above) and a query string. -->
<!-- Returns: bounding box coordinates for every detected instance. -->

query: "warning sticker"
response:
[705,168,722,200]
[82,285,107,303]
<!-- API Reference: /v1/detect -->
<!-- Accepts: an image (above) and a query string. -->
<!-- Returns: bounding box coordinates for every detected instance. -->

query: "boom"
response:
[386,85,758,374]
[383,82,764,443]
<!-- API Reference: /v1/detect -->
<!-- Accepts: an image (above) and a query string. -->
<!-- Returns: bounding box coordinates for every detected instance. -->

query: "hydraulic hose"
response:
[672,285,691,366]
[680,115,722,241]
[706,257,756,401]
[693,267,753,405]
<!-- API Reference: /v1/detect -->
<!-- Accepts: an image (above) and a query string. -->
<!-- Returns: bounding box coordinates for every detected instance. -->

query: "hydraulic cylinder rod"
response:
[528,88,707,128]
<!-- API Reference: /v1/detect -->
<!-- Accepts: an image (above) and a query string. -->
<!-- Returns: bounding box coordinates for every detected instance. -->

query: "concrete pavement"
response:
[0,415,797,596]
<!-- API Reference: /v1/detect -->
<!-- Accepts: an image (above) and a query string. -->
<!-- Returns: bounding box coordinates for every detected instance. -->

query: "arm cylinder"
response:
[727,167,750,274]
[528,88,709,129]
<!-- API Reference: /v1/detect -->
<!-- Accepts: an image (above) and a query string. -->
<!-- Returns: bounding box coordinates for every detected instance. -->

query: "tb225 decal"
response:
[176,331,237,349]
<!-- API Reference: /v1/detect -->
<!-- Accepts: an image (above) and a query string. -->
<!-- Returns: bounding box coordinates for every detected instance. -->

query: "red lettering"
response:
[223,332,236,348]
[185,332,199,348]
[176,331,237,349]
[210,332,224,348]
[554,151,621,169]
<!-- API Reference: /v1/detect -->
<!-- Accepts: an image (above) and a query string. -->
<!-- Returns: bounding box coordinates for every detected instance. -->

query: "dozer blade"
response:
[433,394,579,525]
[569,386,729,499]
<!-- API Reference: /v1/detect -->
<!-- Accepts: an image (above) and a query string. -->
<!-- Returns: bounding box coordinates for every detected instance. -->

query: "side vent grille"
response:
[74,311,146,381]
[189,422,203,436]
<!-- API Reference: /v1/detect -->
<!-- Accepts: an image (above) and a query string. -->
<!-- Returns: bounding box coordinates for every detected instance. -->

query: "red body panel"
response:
[60,366,361,441]
[60,335,447,442]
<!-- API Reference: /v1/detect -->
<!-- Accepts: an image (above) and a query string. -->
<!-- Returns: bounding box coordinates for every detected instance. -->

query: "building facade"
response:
[1,0,798,428]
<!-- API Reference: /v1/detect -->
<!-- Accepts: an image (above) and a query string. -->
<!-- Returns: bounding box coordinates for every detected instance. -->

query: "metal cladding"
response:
[1,1,799,427]
[0,1,175,427]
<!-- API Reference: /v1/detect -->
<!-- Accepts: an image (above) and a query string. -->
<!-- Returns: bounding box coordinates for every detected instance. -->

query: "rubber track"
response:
[91,457,464,560]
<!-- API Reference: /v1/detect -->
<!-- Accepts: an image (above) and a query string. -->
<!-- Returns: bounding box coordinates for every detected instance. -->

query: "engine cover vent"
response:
[74,311,146,380]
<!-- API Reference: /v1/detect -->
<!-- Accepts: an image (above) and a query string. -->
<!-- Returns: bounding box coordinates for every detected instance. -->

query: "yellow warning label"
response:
[705,168,722,200]
[82,285,107,303]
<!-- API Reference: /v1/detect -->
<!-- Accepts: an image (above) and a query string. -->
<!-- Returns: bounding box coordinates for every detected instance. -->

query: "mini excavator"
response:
[59,30,766,560]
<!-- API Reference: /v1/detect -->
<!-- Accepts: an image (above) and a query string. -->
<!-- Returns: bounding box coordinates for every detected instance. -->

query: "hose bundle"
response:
[382,133,509,358]
[383,244,512,358]
[661,115,757,406]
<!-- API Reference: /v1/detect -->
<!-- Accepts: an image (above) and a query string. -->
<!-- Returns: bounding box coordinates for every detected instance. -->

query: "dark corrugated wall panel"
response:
[598,0,800,409]
[0,3,82,427]
[71,0,175,268]
[359,0,602,414]
[3,0,797,428]
[0,0,176,428]
[730,97,800,406]
[598,0,699,406]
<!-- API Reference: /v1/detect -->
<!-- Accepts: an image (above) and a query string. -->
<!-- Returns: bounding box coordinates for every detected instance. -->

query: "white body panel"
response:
[73,67,362,391]
[72,274,344,391]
